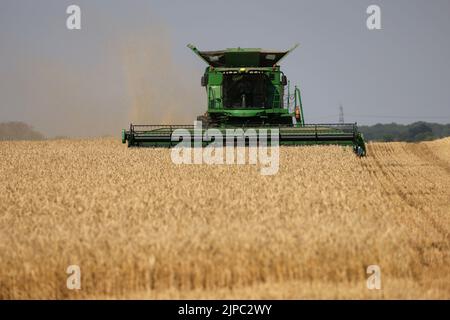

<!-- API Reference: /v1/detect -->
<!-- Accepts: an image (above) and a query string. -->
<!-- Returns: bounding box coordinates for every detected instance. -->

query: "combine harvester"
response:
[122,44,366,156]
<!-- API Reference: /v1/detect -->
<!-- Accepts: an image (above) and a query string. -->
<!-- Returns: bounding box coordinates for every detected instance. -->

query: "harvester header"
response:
[122,44,366,156]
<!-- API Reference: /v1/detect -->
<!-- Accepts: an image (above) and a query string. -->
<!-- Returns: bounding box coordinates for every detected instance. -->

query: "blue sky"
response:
[1,0,449,136]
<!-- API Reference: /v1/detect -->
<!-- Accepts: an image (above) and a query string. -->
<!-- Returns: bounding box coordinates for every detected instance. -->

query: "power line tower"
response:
[339,104,344,124]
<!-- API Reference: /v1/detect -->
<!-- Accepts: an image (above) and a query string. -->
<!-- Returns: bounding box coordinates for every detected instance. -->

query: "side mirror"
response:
[281,75,287,86]
[201,75,208,87]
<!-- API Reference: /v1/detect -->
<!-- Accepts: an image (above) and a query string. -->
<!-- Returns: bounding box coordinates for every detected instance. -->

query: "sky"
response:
[0,0,449,137]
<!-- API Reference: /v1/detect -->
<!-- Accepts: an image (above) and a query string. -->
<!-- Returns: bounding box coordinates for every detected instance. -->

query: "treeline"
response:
[359,122,450,142]
[0,122,45,141]
[1,121,450,143]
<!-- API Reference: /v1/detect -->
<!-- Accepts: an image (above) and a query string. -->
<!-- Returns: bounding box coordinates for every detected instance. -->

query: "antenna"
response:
[339,104,344,124]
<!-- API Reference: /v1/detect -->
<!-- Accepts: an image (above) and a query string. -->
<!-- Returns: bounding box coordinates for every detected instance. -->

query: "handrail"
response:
[210,86,216,109]
[294,86,305,126]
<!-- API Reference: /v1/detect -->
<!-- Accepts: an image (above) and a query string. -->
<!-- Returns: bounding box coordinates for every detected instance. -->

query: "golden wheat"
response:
[0,138,449,299]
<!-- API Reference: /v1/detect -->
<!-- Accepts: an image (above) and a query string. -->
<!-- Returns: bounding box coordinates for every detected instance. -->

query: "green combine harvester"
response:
[122,44,366,156]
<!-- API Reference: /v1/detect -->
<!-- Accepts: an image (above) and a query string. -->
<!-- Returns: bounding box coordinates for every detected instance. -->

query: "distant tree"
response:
[407,122,433,141]
[0,122,45,141]
[359,122,449,142]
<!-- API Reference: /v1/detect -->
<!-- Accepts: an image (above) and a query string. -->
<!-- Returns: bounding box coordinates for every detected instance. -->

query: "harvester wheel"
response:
[196,113,216,127]
[356,146,365,157]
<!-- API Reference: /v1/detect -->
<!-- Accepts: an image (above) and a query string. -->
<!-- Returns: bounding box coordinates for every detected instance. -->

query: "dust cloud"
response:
[120,28,204,126]
[1,16,204,138]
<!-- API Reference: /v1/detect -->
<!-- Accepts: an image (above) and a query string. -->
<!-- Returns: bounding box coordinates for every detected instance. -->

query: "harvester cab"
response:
[191,43,299,127]
[122,44,366,156]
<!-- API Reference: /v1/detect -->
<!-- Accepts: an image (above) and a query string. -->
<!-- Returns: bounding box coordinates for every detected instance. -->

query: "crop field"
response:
[0,138,449,299]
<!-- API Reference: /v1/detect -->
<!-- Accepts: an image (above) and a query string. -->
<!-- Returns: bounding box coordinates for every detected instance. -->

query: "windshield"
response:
[222,73,274,109]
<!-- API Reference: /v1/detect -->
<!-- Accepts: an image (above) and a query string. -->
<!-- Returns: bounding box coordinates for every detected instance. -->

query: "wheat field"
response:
[0,137,449,299]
